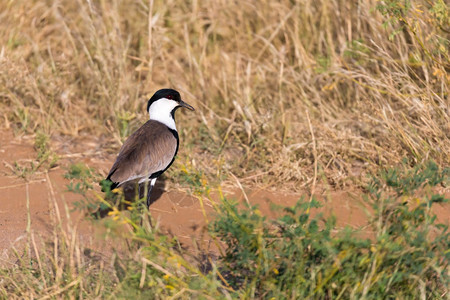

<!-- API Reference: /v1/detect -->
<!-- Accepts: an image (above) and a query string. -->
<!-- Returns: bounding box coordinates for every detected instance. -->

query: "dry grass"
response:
[0,0,448,191]
[1,2,448,297]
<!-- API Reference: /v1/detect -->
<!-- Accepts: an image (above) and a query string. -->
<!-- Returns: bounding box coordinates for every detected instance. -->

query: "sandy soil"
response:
[1,129,448,262]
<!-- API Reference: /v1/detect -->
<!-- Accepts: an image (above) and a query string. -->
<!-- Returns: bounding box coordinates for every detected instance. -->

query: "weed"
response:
[116,111,137,141]
[314,55,331,74]
[64,163,111,215]
[65,163,97,194]
[173,159,211,196]
[34,131,58,169]
[13,107,30,132]
[344,39,371,65]
[211,161,449,298]
[368,160,449,197]
[7,132,58,179]
[10,161,35,179]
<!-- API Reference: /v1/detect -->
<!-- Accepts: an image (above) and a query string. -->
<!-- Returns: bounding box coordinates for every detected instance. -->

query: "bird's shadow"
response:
[93,176,167,219]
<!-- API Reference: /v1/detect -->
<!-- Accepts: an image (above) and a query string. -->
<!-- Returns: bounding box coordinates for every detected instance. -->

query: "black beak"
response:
[179,100,195,111]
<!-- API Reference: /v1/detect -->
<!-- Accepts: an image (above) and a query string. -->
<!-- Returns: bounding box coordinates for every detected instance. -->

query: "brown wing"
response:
[107,120,178,186]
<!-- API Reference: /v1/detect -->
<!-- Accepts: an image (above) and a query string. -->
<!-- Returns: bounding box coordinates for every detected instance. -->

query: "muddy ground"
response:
[1,129,448,262]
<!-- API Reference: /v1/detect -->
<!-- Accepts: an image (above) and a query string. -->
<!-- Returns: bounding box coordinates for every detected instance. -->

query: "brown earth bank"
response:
[1,129,449,263]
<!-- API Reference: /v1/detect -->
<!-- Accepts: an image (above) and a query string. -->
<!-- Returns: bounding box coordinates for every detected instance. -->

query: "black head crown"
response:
[147,89,182,111]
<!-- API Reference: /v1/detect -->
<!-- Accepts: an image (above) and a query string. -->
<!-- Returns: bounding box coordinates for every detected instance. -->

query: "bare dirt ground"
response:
[1,129,448,262]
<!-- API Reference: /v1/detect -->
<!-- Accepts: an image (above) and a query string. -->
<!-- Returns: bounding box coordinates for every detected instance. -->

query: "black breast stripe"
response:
[149,128,179,179]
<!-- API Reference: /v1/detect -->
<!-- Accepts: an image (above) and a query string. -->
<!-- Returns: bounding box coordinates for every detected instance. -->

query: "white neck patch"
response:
[148,98,179,130]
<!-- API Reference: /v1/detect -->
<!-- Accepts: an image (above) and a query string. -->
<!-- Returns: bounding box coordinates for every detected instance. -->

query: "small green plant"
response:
[174,160,211,196]
[8,132,58,179]
[34,131,58,169]
[64,163,111,215]
[10,160,35,179]
[314,55,331,74]
[65,163,97,193]
[368,160,448,197]
[13,107,30,132]
[344,39,371,65]
[116,111,137,141]
[376,0,449,63]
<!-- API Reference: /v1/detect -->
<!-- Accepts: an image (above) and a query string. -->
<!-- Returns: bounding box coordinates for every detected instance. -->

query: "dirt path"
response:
[1,129,448,261]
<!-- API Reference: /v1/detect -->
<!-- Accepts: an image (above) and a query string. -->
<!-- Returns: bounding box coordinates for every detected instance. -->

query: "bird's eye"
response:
[167,95,173,99]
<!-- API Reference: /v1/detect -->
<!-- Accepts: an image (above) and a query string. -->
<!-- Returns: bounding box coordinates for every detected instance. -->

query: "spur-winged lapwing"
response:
[105,88,194,208]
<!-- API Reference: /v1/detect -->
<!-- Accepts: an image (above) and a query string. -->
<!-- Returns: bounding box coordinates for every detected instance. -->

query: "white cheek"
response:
[148,98,179,130]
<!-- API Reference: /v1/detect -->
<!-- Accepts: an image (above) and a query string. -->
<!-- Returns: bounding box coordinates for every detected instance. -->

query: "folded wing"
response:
[107,120,178,187]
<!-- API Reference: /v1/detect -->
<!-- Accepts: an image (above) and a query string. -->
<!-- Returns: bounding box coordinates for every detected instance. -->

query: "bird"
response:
[105,88,194,208]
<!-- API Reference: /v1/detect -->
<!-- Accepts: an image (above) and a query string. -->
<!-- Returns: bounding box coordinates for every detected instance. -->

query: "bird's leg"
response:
[146,178,157,208]
[137,181,142,201]
[139,178,157,230]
